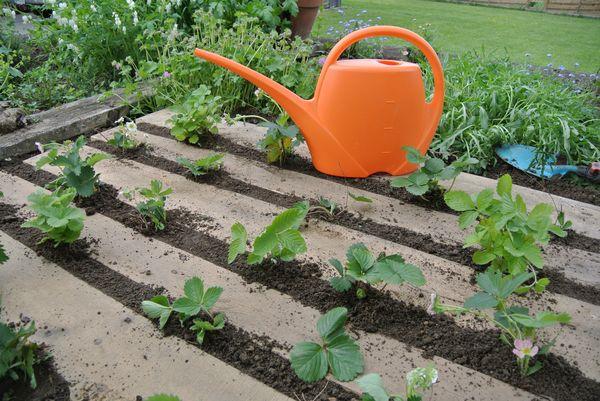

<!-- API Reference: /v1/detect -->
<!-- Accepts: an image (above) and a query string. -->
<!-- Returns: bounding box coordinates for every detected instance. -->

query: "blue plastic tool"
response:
[495,144,599,182]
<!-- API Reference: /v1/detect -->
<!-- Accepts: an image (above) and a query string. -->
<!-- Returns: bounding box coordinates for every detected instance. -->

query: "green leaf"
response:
[277,229,307,254]
[476,189,495,210]
[330,276,353,292]
[472,250,496,265]
[402,146,427,164]
[202,286,223,310]
[326,334,364,381]
[390,176,411,188]
[0,243,7,265]
[184,277,204,304]
[376,259,425,287]
[464,292,498,309]
[458,210,479,229]
[290,342,328,383]
[499,272,533,298]
[496,174,513,197]
[329,258,344,275]
[526,361,543,376]
[349,193,373,203]
[317,307,348,342]
[522,243,544,268]
[269,208,306,233]
[86,152,111,167]
[356,373,390,401]
[406,184,429,196]
[172,297,201,317]
[228,222,247,264]
[352,247,376,272]
[444,191,474,211]
[146,394,183,401]
[252,230,278,258]
[141,296,172,329]
[424,158,445,174]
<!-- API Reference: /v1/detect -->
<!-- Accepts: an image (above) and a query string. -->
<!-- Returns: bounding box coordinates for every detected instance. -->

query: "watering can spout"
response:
[194,48,317,131]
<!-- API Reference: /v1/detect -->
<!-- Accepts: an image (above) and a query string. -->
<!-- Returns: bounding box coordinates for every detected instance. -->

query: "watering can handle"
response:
[316,26,445,142]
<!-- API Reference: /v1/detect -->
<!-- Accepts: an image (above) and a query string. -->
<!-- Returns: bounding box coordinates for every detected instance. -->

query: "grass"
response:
[314,0,600,72]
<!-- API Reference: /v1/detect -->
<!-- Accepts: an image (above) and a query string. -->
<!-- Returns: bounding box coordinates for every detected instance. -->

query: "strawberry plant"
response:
[329,243,425,299]
[227,201,309,265]
[177,153,224,176]
[430,269,571,376]
[356,365,438,401]
[257,114,304,165]
[168,85,222,144]
[290,307,363,383]
[35,136,110,197]
[142,276,225,345]
[444,174,565,287]
[107,118,140,150]
[391,146,478,196]
[1,302,40,388]
[21,188,85,246]
[123,180,173,231]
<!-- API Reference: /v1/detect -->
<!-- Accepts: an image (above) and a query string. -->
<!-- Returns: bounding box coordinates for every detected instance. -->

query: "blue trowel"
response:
[496,144,600,182]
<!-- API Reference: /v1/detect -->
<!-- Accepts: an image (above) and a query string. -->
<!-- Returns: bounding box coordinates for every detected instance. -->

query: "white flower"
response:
[10,10,16,19]
[132,10,138,25]
[22,15,30,24]
[58,2,67,9]
[116,116,125,124]
[35,142,44,154]
[125,121,137,132]
[58,38,64,45]
[122,25,126,33]
[68,19,78,32]
[113,12,121,27]
[147,0,151,5]
[126,0,135,10]
[90,4,97,12]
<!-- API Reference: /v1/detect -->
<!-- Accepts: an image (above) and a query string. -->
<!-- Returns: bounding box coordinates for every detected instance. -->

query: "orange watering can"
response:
[194,26,444,178]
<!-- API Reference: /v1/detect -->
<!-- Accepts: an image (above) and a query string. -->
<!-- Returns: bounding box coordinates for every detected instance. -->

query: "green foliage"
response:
[257,114,304,165]
[356,366,438,401]
[177,153,224,176]
[196,0,299,31]
[349,193,372,203]
[146,395,182,401]
[142,276,224,344]
[168,85,222,144]
[329,244,425,298]
[227,202,309,265]
[0,192,7,264]
[125,180,173,231]
[21,188,85,246]
[0,303,40,388]
[444,174,565,281]
[107,119,139,150]
[290,307,363,383]
[36,136,110,197]
[390,147,478,196]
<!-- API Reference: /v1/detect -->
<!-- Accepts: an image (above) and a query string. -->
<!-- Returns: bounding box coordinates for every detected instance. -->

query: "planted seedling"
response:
[330,243,425,299]
[227,201,309,265]
[123,180,172,231]
[356,365,438,401]
[306,197,339,217]
[142,276,225,344]
[444,174,566,286]
[177,153,224,176]
[0,301,40,388]
[430,269,571,376]
[107,117,140,150]
[21,188,85,246]
[35,136,110,197]
[168,85,222,144]
[391,146,478,196]
[290,307,363,383]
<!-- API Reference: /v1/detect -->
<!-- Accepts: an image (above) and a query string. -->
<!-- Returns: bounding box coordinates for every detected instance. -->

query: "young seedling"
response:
[177,153,224,176]
[35,136,110,197]
[356,365,438,401]
[227,201,309,265]
[141,276,225,345]
[330,243,425,299]
[306,197,339,217]
[0,301,40,388]
[390,146,478,196]
[123,180,173,231]
[430,269,571,376]
[21,188,85,246]
[107,117,140,150]
[168,85,222,144]
[444,174,566,289]
[290,307,363,383]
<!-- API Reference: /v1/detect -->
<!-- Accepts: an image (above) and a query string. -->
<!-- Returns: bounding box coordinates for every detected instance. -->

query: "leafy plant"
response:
[107,117,140,150]
[21,188,85,246]
[391,146,479,196]
[329,243,425,299]
[290,307,363,383]
[0,302,40,388]
[227,201,309,265]
[36,136,110,197]
[142,276,225,344]
[123,180,173,231]
[356,365,438,401]
[444,174,565,283]
[258,115,303,165]
[196,0,299,31]
[307,197,339,217]
[168,85,222,144]
[430,269,571,376]
[177,153,224,176]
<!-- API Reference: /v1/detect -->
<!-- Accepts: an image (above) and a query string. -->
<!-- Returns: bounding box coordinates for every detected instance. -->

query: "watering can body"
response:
[194,26,445,178]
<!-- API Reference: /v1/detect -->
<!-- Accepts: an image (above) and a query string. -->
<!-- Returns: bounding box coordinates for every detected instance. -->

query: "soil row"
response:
[2,161,597,401]
[88,139,600,306]
[0,201,356,401]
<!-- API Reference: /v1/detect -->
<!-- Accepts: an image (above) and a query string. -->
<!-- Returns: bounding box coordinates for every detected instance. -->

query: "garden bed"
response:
[0,110,599,400]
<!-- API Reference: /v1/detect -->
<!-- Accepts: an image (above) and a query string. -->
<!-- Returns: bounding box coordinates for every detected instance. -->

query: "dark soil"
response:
[136,121,600,254]
[87,140,600,306]
[0,202,357,401]
[3,159,596,401]
[0,349,70,401]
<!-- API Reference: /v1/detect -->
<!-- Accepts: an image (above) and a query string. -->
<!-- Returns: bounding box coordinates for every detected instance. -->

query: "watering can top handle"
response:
[316,26,444,109]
